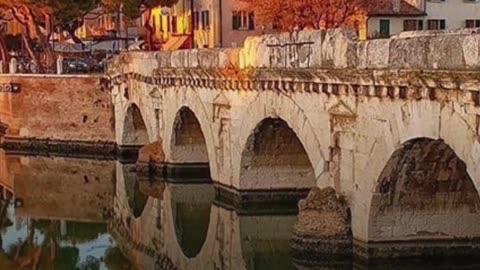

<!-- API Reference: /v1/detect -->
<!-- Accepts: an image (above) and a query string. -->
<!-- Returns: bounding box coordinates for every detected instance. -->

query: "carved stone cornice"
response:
[109,68,480,106]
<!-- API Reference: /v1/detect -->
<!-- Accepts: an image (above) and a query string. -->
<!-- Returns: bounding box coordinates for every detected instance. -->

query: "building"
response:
[74,7,143,51]
[145,0,275,50]
[365,0,426,39]
[366,0,480,39]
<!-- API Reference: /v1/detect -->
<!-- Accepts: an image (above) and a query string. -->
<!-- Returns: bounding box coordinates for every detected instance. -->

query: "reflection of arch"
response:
[170,184,214,258]
[368,138,480,245]
[122,104,149,146]
[239,118,316,190]
[123,164,148,218]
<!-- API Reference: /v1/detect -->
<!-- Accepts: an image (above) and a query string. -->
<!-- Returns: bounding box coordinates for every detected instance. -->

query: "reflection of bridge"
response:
[109,28,480,257]
[113,163,305,270]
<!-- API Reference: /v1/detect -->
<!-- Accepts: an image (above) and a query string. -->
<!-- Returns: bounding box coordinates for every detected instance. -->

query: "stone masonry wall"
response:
[0,75,115,143]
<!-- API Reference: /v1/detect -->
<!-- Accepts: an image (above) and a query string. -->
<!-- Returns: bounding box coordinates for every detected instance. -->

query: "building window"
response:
[232,11,255,30]
[379,19,390,38]
[427,19,446,30]
[466,19,480,28]
[172,15,177,33]
[167,16,171,32]
[248,12,255,30]
[272,16,280,30]
[201,11,210,29]
[403,19,423,31]
[193,11,200,30]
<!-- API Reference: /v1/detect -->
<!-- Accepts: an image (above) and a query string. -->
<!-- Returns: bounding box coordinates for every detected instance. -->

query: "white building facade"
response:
[367,0,480,39]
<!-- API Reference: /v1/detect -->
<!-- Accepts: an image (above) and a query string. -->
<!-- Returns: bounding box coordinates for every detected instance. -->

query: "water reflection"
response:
[1,151,480,269]
[170,184,214,258]
[121,164,149,218]
[0,151,133,270]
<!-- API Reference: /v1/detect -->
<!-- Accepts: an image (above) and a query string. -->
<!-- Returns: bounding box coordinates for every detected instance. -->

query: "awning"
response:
[163,35,190,51]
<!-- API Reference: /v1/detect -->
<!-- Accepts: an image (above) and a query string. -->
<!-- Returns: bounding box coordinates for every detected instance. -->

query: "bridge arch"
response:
[367,137,480,249]
[349,101,480,243]
[234,92,327,190]
[170,107,209,164]
[239,117,316,190]
[121,103,150,146]
[162,89,218,180]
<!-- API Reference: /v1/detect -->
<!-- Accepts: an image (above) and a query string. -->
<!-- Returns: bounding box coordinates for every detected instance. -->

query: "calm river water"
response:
[0,151,479,270]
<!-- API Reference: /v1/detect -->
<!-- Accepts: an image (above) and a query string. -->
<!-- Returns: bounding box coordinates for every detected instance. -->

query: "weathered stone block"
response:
[366,39,390,69]
[389,37,429,69]
[218,48,240,69]
[171,50,187,68]
[428,35,466,70]
[291,187,352,257]
[187,49,199,68]
[302,30,324,68]
[463,35,480,68]
[198,49,219,68]
[321,28,358,68]
[156,51,171,68]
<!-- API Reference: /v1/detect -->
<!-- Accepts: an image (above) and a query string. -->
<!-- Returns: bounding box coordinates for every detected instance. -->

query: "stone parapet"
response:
[108,28,480,78]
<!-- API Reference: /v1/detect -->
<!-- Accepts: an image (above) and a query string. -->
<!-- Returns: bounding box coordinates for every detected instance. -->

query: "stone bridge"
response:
[108,29,480,256]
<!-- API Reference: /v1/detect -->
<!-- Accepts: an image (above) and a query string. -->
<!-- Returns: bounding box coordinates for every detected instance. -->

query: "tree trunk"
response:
[0,35,10,73]
[144,8,154,51]
[21,34,44,74]
[68,29,84,44]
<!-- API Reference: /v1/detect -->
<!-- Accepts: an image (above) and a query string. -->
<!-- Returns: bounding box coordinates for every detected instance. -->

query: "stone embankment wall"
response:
[0,75,115,153]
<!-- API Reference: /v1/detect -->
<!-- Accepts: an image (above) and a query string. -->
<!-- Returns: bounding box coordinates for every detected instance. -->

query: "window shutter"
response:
[232,12,238,30]
[248,12,255,30]
[440,20,446,30]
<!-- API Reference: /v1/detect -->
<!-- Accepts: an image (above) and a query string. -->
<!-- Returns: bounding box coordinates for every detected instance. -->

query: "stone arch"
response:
[234,92,327,190]
[368,138,480,249]
[239,117,316,190]
[122,103,149,146]
[170,107,209,163]
[351,101,480,243]
[161,88,218,183]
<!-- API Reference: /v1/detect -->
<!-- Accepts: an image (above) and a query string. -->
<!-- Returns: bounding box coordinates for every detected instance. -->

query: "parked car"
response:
[63,57,103,74]
[63,58,89,74]
[16,57,37,73]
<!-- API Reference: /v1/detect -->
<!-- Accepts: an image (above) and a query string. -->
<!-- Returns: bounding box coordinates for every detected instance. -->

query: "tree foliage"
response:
[242,0,368,31]
[0,0,99,72]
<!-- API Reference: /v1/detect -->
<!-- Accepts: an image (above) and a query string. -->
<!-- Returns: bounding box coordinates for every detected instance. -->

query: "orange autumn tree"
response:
[242,0,368,31]
[0,0,55,73]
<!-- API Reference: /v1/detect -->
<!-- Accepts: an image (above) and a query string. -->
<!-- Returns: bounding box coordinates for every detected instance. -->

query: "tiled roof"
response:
[368,0,426,16]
